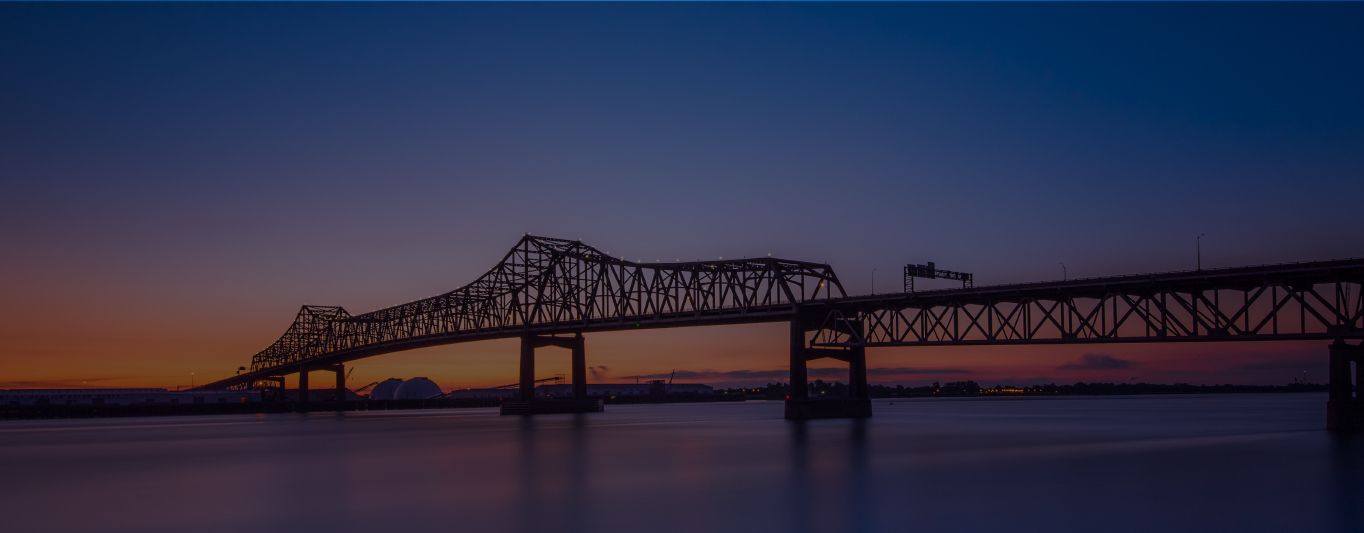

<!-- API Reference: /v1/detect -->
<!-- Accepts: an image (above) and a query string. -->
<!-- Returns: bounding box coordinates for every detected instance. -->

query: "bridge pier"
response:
[785,312,872,420]
[334,364,346,401]
[1328,340,1364,431]
[519,336,535,402]
[292,365,345,406]
[572,336,586,400]
[297,369,309,405]
[261,376,286,401]
[502,333,602,415]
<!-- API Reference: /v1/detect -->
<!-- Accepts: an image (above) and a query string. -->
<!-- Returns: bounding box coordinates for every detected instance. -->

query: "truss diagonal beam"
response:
[204,236,845,390]
[811,259,1364,348]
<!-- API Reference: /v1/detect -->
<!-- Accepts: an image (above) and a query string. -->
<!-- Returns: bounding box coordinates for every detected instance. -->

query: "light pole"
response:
[1060,262,1067,281]
[1197,234,1206,271]
[190,373,195,388]
[871,269,877,294]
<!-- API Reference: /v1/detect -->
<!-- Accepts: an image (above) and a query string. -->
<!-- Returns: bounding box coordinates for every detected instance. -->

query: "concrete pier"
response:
[503,333,600,415]
[1328,340,1364,431]
[785,310,873,420]
[785,398,873,419]
[500,398,604,415]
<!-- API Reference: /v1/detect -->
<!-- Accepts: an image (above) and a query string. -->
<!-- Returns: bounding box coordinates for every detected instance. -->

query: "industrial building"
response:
[279,389,365,402]
[536,382,713,398]
[443,388,521,399]
[0,389,259,406]
[366,378,405,400]
[392,378,442,399]
[363,377,444,400]
[443,382,713,399]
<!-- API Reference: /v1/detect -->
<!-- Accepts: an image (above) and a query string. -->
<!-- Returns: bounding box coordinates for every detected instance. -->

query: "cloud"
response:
[1057,354,1135,371]
[867,367,970,376]
[0,376,151,389]
[588,365,610,380]
[1231,360,1317,372]
[622,369,789,380]
[622,367,969,381]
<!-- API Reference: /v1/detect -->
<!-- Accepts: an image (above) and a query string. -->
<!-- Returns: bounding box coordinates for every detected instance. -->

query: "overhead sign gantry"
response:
[903,262,974,292]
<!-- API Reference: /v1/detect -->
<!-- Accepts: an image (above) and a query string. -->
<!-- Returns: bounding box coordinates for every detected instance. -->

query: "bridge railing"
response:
[241,236,845,376]
[811,259,1364,346]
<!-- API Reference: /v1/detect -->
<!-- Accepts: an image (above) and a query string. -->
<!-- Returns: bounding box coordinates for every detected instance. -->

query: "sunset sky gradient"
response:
[2,3,1361,391]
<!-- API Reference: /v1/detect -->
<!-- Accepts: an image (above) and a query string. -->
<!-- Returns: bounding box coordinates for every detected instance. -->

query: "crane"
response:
[354,381,380,393]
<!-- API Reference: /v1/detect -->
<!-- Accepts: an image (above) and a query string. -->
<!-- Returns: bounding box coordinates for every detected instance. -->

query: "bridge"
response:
[199,235,1364,427]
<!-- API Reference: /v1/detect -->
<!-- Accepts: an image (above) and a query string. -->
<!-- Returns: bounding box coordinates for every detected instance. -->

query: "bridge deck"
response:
[200,236,1364,391]
[810,258,1364,347]
[826,257,1364,306]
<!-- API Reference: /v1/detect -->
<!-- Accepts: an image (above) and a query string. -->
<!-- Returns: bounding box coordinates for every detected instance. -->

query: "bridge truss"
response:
[810,259,1364,347]
[204,235,844,390]
[199,245,1364,425]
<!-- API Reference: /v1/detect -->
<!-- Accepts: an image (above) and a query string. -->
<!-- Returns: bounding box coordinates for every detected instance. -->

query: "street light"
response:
[1197,234,1206,271]
[190,373,195,388]
[872,269,877,294]
[1060,262,1067,281]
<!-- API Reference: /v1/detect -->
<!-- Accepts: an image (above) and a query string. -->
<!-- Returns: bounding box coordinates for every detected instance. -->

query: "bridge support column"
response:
[849,345,869,400]
[789,316,809,402]
[520,335,536,402]
[572,333,587,401]
[1328,340,1364,431]
[336,365,345,400]
[785,311,872,420]
[266,376,286,401]
[503,333,602,415]
[329,364,345,403]
[297,369,309,405]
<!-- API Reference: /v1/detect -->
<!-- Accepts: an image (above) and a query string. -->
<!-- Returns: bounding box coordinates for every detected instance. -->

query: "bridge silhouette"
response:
[200,235,1364,426]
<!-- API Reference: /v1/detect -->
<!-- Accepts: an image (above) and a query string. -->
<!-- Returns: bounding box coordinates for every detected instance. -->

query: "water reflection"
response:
[566,414,589,533]
[514,414,593,533]
[0,395,1357,533]
[787,421,811,533]
[847,420,870,533]
[784,419,871,533]
[515,415,540,532]
[1331,433,1364,532]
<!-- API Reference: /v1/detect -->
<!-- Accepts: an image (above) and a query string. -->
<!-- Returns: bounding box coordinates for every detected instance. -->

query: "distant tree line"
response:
[719,380,1328,399]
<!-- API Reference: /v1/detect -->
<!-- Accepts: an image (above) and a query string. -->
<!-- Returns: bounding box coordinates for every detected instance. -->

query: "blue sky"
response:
[1,3,1360,388]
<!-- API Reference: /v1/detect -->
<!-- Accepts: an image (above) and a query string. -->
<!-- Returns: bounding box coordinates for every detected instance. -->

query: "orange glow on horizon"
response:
[0,313,1332,391]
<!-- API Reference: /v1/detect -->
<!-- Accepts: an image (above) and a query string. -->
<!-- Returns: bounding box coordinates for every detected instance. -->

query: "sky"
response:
[1,2,1361,391]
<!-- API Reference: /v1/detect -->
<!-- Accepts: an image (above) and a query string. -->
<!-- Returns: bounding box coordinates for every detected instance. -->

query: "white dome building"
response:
[368,378,404,401]
[393,377,442,400]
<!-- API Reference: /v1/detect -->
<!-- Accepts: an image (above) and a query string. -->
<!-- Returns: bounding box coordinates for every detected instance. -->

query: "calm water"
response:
[2,394,1360,533]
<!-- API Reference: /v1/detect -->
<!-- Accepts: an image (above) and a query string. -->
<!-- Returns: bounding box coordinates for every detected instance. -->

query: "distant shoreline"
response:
[0,383,1330,421]
[0,394,742,421]
[876,382,1331,398]
[721,381,1330,400]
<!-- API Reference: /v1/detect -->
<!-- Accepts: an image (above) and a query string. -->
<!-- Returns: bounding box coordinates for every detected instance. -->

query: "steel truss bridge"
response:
[811,258,1364,347]
[204,235,844,392]
[199,235,1364,426]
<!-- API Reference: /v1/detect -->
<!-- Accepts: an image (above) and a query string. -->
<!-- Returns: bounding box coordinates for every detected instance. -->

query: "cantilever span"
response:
[199,237,1364,428]
[201,235,844,390]
[810,258,1364,347]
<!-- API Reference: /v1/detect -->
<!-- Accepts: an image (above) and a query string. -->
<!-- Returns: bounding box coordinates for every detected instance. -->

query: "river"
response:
[1,393,1359,532]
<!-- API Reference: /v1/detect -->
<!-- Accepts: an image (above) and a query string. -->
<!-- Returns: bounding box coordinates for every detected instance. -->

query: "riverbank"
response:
[0,394,744,420]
